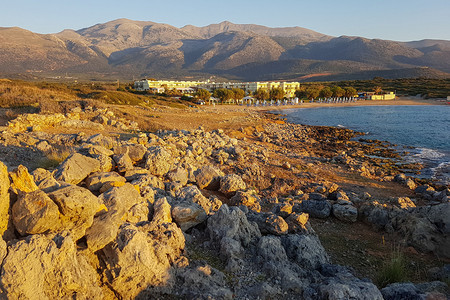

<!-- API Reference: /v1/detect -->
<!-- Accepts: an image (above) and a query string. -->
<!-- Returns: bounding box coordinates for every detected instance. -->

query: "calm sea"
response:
[277,105,450,185]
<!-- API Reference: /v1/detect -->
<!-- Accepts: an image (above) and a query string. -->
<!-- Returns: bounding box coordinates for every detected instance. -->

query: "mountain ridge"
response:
[0,19,449,81]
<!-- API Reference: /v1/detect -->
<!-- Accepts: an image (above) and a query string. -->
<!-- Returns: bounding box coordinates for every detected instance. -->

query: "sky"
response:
[1,0,449,41]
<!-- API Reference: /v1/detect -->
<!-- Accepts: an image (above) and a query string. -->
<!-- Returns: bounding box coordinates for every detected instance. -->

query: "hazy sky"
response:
[2,0,449,41]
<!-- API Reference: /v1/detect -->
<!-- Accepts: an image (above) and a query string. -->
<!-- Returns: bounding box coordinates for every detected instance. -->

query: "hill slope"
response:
[0,19,449,81]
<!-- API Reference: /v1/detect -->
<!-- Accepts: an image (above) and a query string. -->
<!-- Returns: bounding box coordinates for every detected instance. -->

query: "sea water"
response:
[278,105,450,185]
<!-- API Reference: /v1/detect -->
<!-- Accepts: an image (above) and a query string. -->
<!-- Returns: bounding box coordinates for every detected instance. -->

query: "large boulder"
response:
[176,185,221,215]
[47,185,104,240]
[0,161,11,237]
[381,282,424,300]
[0,233,103,299]
[85,171,126,192]
[144,146,173,176]
[101,222,185,299]
[229,191,261,212]
[207,204,261,247]
[8,165,38,194]
[54,153,100,184]
[219,174,247,196]
[332,204,358,223]
[248,212,289,235]
[172,201,207,231]
[281,234,329,270]
[294,200,332,219]
[12,190,61,236]
[114,144,147,162]
[194,166,224,190]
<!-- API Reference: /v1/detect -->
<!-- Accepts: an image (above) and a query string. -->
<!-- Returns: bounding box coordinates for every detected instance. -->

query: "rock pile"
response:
[0,113,448,299]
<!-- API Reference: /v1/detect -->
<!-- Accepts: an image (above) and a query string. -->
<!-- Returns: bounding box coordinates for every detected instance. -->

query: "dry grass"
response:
[38,146,74,170]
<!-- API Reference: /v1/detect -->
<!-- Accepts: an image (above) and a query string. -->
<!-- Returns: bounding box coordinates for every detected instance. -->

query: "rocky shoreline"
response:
[0,106,448,299]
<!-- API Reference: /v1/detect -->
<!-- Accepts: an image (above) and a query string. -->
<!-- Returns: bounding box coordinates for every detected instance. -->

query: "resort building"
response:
[133,79,300,98]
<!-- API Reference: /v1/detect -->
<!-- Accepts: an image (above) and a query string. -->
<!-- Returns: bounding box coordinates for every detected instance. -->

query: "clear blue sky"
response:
[2,0,449,41]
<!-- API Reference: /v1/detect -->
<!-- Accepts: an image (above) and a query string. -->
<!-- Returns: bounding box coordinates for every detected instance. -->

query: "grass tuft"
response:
[376,249,408,288]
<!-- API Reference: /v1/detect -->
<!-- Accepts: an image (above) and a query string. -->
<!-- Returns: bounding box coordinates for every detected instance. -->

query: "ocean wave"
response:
[410,148,446,161]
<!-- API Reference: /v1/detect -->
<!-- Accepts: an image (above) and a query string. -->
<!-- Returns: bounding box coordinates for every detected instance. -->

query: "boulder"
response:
[114,144,147,162]
[92,153,114,172]
[0,233,103,299]
[248,212,289,235]
[8,165,38,194]
[144,146,173,176]
[54,153,100,184]
[256,235,288,264]
[0,161,11,237]
[101,222,185,299]
[176,185,221,214]
[396,197,416,209]
[272,202,293,218]
[207,204,261,247]
[194,166,224,190]
[332,204,358,223]
[152,197,172,224]
[294,199,332,219]
[12,190,61,235]
[285,212,312,234]
[113,153,134,173]
[172,201,207,231]
[166,167,189,186]
[281,234,329,269]
[219,174,247,196]
[230,191,261,212]
[132,174,165,190]
[85,171,126,192]
[381,282,424,300]
[47,185,104,240]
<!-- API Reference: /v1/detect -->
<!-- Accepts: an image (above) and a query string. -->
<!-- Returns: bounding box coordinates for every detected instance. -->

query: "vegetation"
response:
[254,88,269,101]
[213,88,234,103]
[194,89,211,101]
[269,87,285,100]
[376,249,408,288]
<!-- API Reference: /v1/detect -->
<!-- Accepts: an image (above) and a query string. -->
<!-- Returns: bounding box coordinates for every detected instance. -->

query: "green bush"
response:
[376,250,408,288]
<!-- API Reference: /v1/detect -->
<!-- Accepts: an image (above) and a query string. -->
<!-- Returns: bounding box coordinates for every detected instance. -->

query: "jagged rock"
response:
[168,264,233,300]
[0,161,11,237]
[12,190,61,235]
[359,202,390,230]
[272,202,293,218]
[85,183,143,251]
[47,185,104,240]
[132,174,165,190]
[220,236,244,262]
[113,153,134,172]
[114,144,147,162]
[176,185,221,214]
[285,212,313,234]
[305,264,383,300]
[0,233,103,299]
[294,199,332,219]
[9,165,38,194]
[152,197,172,224]
[99,181,126,193]
[230,191,261,212]
[381,282,425,300]
[281,234,329,269]
[207,204,261,247]
[101,222,185,299]
[171,201,207,231]
[166,167,189,186]
[248,212,289,235]
[54,153,101,184]
[144,146,173,176]
[85,171,126,192]
[194,165,225,190]
[81,144,114,157]
[396,197,416,209]
[92,153,114,172]
[219,174,247,196]
[332,204,358,223]
[257,235,288,264]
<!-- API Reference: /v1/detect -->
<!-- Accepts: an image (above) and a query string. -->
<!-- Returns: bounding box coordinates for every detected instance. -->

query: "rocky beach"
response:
[0,99,448,299]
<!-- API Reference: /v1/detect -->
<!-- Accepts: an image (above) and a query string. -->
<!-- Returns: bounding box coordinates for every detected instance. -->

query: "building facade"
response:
[134,79,300,98]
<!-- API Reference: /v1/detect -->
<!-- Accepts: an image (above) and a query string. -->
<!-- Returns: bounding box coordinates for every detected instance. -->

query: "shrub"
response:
[376,249,408,288]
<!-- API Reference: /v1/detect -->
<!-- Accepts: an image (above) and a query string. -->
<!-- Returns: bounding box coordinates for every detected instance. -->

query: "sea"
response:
[276,105,450,185]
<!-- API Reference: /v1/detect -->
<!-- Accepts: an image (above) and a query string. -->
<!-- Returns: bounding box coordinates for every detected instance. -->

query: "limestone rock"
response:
[285,212,313,234]
[332,204,358,223]
[113,153,134,173]
[257,235,288,264]
[85,171,126,192]
[114,144,147,162]
[12,190,61,235]
[101,222,185,299]
[381,282,424,300]
[92,153,114,172]
[54,153,100,184]
[0,233,103,299]
[132,174,165,190]
[166,167,189,186]
[86,133,115,149]
[230,191,261,212]
[176,185,220,214]
[172,201,207,231]
[219,174,247,196]
[281,234,329,269]
[248,212,289,235]
[47,185,103,240]
[144,146,173,176]
[152,197,172,224]
[294,199,332,219]
[194,166,224,190]
[0,161,11,237]
[396,197,416,209]
[207,204,261,247]
[9,165,38,194]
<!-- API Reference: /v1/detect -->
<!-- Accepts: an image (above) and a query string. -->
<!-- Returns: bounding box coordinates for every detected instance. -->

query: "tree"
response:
[343,87,357,98]
[213,88,234,103]
[374,86,383,95]
[305,87,320,99]
[254,88,269,101]
[269,87,285,100]
[295,87,307,99]
[331,86,345,97]
[195,89,211,101]
[232,88,245,101]
[319,86,333,98]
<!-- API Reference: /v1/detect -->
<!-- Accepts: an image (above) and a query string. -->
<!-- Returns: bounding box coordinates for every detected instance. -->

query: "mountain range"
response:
[1,18,449,81]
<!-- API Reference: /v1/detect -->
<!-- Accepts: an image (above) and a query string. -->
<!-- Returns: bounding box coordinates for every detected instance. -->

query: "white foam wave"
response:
[413,148,445,160]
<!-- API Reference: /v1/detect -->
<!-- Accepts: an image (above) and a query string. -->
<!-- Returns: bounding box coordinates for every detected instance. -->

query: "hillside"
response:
[0,19,449,81]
